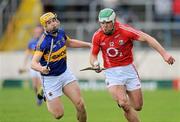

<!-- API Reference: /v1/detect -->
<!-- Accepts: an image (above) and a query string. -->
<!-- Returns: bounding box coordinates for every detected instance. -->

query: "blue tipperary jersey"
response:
[36,29,69,76]
[27,38,40,58]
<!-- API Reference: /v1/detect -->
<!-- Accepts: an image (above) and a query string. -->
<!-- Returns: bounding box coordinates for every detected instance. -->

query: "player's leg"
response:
[108,85,140,122]
[127,89,143,111]
[30,69,43,105]
[46,97,64,119]
[30,69,42,93]
[31,77,39,93]
[63,81,87,122]
[126,64,143,111]
[32,77,41,92]
[42,76,64,119]
[126,71,143,111]
[32,77,43,105]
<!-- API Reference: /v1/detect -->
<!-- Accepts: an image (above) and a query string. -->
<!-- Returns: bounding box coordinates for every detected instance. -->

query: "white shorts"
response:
[29,68,41,78]
[104,64,141,91]
[41,67,77,101]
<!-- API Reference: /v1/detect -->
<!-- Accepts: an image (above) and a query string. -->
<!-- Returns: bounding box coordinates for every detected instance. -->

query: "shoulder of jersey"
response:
[93,28,103,36]
[118,23,135,32]
[92,28,102,41]
[28,38,34,45]
[58,28,65,34]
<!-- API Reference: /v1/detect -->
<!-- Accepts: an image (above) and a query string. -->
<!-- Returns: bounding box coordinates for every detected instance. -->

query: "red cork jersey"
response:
[91,21,141,68]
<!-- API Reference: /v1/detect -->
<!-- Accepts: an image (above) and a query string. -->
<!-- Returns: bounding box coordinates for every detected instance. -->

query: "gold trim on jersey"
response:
[34,50,43,56]
[36,34,46,50]
[44,45,67,62]
[66,35,71,42]
[28,49,35,55]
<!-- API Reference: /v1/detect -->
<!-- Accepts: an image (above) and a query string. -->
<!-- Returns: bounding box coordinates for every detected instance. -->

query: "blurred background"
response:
[0,0,180,122]
[0,0,180,90]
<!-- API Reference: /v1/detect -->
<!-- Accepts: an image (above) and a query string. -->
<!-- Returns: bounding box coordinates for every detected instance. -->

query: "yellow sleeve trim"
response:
[66,35,71,42]
[34,51,43,56]
[37,34,45,46]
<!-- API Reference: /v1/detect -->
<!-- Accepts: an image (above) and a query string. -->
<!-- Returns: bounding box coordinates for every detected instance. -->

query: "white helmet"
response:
[98,8,116,23]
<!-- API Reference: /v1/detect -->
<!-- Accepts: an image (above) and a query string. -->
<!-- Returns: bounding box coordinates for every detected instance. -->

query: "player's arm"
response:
[23,49,32,67]
[31,51,49,74]
[66,36,91,48]
[138,32,175,65]
[90,49,102,73]
[90,53,99,67]
[19,49,32,73]
[90,35,100,67]
[90,35,102,73]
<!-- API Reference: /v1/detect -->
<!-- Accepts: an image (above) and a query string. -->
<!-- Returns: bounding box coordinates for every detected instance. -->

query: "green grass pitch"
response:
[0,88,180,122]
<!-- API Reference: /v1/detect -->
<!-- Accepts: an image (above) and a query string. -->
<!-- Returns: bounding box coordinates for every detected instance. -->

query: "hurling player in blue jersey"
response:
[31,12,91,121]
[19,25,43,105]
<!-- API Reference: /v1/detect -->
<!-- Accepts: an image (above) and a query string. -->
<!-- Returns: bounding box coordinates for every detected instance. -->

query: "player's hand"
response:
[163,53,175,65]
[94,66,102,73]
[18,68,27,74]
[93,61,102,73]
[41,66,50,74]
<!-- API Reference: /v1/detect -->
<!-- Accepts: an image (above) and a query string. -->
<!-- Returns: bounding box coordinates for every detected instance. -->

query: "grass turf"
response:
[0,88,180,122]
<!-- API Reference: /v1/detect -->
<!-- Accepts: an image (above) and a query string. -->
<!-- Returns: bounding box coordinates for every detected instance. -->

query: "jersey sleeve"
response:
[27,39,33,50]
[123,24,141,41]
[27,41,31,49]
[60,29,71,43]
[91,33,100,55]
[65,35,71,43]
[35,34,46,53]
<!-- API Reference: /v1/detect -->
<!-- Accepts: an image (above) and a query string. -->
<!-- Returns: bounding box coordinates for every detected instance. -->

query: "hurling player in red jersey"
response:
[90,8,175,122]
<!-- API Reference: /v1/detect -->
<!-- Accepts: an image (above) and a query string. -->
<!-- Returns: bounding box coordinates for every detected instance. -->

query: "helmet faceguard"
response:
[98,8,116,23]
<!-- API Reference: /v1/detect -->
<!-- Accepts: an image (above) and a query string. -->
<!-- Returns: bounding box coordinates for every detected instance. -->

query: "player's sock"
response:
[36,97,43,106]
[37,87,46,102]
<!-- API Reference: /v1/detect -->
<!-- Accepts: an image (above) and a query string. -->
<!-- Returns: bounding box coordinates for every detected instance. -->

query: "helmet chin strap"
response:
[46,29,57,34]
[50,28,58,34]
[46,25,59,35]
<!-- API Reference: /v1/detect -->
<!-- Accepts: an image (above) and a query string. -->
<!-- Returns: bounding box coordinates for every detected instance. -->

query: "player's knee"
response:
[76,99,86,112]
[49,108,64,120]
[134,103,143,111]
[53,112,64,120]
[122,104,131,112]
[118,99,130,112]
[135,106,142,111]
